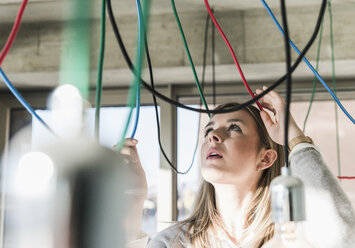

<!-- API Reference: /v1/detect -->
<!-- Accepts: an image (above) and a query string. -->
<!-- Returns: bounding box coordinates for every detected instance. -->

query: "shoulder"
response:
[147,222,190,248]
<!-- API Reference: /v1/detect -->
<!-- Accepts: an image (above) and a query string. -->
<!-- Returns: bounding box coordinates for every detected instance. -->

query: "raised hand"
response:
[113,138,148,200]
[256,86,304,145]
[113,138,148,242]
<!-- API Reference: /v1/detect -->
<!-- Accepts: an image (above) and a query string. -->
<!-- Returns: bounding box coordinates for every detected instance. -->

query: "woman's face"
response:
[200,109,263,185]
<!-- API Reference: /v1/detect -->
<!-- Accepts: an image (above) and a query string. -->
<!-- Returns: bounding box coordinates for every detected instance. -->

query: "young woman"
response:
[121,88,355,248]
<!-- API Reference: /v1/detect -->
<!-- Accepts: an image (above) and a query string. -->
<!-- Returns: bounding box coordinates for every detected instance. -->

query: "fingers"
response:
[255,86,285,113]
[117,139,146,175]
[260,110,275,130]
[256,87,284,105]
[255,89,276,114]
[124,138,138,147]
[117,138,138,155]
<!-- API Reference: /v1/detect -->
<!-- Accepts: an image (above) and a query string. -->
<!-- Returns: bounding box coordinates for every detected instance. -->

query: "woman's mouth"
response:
[207,148,223,160]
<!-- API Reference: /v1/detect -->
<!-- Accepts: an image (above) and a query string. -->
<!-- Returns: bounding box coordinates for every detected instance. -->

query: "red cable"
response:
[0,0,28,67]
[338,176,355,180]
[204,0,263,111]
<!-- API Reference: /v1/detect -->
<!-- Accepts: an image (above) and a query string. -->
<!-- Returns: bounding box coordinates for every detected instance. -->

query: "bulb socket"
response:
[270,167,306,223]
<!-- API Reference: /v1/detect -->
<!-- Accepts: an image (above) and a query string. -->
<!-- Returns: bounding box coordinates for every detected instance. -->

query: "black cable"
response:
[106,0,327,115]
[144,16,209,174]
[211,8,216,106]
[280,0,292,168]
[145,36,196,174]
[145,11,213,174]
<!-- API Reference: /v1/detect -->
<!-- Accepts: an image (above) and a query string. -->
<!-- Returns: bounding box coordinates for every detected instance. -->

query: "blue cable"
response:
[260,0,355,125]
[130,88,141,138]
[0,68,55,134]
[130,0,143,138]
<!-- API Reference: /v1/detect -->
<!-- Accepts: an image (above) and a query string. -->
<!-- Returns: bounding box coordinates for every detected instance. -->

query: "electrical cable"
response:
[303,15,324,133]
[0,0,54,135]
[170,0,210,117]
[0,68,55,135]
[328,0,342,178]
[130,0,144,139]
[280,0,292,168]
[94,0,107,142]
[144,26,200,174]
[201,13,210,93]
[0,0,28,66]
[141,10,213,174]
[203,0,263,110]
[260,0,355,125]
[130,87,141,138]
[211,9,216,106]
[59,0,91,100]
[115,0,149,149]
[107,0,327,114]
[337,177,355,180]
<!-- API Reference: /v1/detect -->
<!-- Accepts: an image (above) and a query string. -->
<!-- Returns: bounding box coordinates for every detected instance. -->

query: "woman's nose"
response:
[208,130,222,143]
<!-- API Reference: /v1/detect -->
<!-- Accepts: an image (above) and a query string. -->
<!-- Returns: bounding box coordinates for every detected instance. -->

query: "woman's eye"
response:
[228,124,242,132]
[204,128,213,137]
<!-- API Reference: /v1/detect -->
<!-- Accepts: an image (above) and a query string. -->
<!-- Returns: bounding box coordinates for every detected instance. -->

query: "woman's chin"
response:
[201,167,230,184]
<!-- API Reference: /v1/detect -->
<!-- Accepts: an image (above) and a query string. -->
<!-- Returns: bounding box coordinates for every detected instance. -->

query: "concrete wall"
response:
[1,3,355,89]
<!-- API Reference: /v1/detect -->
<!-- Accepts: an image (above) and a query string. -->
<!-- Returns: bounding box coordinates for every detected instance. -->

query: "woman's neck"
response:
[213,183,257,244]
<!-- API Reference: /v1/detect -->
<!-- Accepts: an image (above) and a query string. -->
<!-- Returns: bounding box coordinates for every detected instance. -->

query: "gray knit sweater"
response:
[127,143,355,248]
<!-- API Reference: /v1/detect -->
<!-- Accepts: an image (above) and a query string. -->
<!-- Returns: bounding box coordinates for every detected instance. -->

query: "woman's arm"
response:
[256,88,355,248]
[117,140,186,248]
[290,143,355,248]
[114,139,149,247]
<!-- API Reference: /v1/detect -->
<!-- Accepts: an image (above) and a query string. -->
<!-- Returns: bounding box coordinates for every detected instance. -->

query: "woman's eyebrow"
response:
[205,119,245,128]
[205,121,214,128]
[227,119,245,124]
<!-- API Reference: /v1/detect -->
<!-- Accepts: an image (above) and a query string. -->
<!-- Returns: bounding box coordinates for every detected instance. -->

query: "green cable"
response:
[328,0,342,177]
[170,0,210,117]
[59,0,91,100]
[303,11,325,133]
[95,0,107,142]
[115,0,149,150]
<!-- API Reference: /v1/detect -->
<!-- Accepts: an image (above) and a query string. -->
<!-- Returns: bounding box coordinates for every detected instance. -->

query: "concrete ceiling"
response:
[1,0,353,22]
[1,0,355,91]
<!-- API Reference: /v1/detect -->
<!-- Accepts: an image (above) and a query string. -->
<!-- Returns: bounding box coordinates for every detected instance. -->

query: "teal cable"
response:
[303,14,325,133]
[170,0,210,117]
[328,0,341,177]
[95,0,106,142]
[59,0,91,100]
[115,0,149,150]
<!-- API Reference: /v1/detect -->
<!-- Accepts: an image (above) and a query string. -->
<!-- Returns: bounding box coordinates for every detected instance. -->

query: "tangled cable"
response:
[107,0,327,115]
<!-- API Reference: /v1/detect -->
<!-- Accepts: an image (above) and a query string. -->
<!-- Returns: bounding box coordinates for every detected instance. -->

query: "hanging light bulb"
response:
[3,85,133,248]
[262,167,315,248]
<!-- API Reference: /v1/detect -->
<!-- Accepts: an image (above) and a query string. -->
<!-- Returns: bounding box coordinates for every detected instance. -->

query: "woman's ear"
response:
[259,149,277,170]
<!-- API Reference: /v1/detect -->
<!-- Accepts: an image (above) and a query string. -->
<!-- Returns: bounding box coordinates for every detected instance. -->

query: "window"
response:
[291,99,355,207]
[177,104,211,220]
[13,105,161,236]
[177,105,200,221]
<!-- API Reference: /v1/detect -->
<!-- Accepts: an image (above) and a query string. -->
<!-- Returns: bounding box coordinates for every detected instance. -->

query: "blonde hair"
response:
[181,103,284,248]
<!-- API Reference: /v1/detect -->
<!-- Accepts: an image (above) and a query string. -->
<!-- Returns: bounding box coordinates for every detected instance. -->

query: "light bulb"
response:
[262,167,315,248]
[49,84,84,139]
[262,222,315,248]
[15,151,55,198]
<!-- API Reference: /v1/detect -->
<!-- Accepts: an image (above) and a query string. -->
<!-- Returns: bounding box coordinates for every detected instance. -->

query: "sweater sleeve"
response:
[289,143,355,248]
[125,235,149,248]
[126,224,188,248]
[146,223,188,248]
